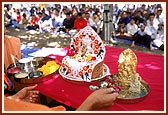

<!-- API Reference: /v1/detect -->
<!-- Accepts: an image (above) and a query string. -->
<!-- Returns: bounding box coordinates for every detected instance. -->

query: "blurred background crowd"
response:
[4,3,165,50]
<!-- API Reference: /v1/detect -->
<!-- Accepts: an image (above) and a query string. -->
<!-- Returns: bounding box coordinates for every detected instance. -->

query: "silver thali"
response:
[115,79,150,104]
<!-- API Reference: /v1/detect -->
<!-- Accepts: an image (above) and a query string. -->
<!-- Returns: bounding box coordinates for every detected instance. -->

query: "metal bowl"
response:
[7,67,21,74]
[14,72,29,82]
[28,71,43,78]
[115,80,150,104]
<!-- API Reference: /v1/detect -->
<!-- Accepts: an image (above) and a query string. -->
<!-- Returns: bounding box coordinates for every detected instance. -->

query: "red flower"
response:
[92,57,96,60]
[62,63,65,67]
[91,36,95,40]
[76,47,79,51]
[88,69,92,73]
[79,35,83,39]
[94,50,98,54]
[76,37,79,41]
[83,66,88,71]
[68,69,71,73]
[95,45,99,49]
[79,71,83,76]
[75,42,78,45]
[94,40,98,44]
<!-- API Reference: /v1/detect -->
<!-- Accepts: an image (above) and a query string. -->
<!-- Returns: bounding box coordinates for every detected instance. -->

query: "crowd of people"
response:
[4,4,103,35]
[4,3,164,50]
[113,4,164,50]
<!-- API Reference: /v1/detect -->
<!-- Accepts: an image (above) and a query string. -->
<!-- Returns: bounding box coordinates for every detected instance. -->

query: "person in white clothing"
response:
[85,12,97,31]
[153,26,164,51]
[154,7,164,31]
[130,23,153,50]
[146,13,158,31]
[125,17,138,37]
[145,20,157,40]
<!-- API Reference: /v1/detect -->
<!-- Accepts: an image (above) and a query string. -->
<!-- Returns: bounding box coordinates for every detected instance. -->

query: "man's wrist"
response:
[7,95,20,101]
[76,98,95,111]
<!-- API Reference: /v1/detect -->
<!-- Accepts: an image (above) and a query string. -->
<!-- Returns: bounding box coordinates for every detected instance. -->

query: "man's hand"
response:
[77,88,119,111]
[10,84,39,103]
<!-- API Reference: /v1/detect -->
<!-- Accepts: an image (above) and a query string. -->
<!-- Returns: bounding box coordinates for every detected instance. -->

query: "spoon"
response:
[11,54,19,67]
[89,85,99,91]
[89,81,120,93]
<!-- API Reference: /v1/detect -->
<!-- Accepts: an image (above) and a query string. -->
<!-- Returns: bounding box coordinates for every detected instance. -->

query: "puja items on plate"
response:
[89,74,122,93]
[37,61,60,76]
[118,49,148,98]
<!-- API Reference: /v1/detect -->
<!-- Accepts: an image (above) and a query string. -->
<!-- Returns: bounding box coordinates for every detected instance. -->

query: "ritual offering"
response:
[7,56,60,84]
[18,57,35,73]
[7,66,21,74]
[37,60,60,76]
[59,26,110,82]
[89,74,122,92]
[116,49,150,103]
[28,71,43,78]
[14,72,29,79]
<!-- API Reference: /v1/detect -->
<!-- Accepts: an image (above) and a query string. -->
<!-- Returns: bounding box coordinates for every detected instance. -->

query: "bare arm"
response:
[76,88,119,111]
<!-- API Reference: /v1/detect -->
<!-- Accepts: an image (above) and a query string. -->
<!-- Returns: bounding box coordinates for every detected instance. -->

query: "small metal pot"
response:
[19,58,34,72]
[14,72,29,82]
[28,71,43,78]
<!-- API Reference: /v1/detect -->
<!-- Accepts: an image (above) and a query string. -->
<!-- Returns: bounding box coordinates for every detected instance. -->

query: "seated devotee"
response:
[27,14,40,31]
[153,26,164,51]
[47,12,62,33]
[38,12,51,33]
[17,13,29,29]
[146,13,159,32]
[115,20,127,36]
[95,11,103,35]
[91,12,103,35]
[4,7,18,28]
[117,11,130,26]
[85,12,97,32]
[62,12,75,33]
[130,23,153,50]
[133,10,144,26]
[41,12,51,22]
[92,12,99,30]
[74,12,87,31]
[145,20,157,40]
[154,7,164,30]
[16,11,22,24]
[125,17,138,38]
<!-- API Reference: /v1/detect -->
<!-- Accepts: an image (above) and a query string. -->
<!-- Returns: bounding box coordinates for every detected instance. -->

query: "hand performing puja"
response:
[7,84,39,103]
[5,87,118,111]
[77,88,119,111]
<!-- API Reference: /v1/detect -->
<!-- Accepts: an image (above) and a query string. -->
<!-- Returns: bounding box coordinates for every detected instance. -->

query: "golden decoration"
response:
[117,49,147,98]
[118,48,137,84]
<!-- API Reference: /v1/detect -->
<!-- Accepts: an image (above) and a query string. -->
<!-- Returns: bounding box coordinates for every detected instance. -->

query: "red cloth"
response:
[35,46,164,111]
[74,18,87,30]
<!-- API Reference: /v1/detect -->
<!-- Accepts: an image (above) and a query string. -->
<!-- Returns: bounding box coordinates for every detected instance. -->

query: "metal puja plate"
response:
[115,79,150,104]
[12,57,59,84]
[59,64,111,83]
